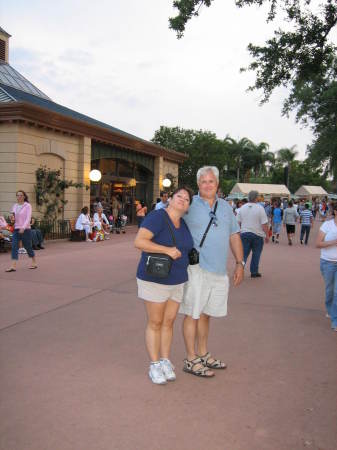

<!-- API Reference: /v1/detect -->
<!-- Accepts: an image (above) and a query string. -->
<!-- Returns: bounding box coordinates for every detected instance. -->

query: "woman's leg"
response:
[160,300,180,359]
[320,259,334,319]
[8,229,19,269]
[22,230,37,267]
[84,225,91,240]
[331,265,337,329]
[144,301,166,362]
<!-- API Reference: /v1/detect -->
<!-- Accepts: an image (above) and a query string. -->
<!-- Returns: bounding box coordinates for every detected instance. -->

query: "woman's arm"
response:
[21,203,32,230]
[316,230,337,248]
[134,227,181,259]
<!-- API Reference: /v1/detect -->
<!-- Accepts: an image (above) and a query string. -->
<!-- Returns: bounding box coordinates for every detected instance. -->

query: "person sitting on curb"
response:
[93,207,110,239]
[75,206,93,242]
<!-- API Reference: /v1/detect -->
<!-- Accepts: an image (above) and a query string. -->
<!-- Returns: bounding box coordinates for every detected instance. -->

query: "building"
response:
[294,185,328,200]
[0,27,186,222]
[230,183,290,199]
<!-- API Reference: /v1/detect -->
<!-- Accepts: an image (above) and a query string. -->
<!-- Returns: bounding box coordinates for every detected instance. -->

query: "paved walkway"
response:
[0,222,336,450]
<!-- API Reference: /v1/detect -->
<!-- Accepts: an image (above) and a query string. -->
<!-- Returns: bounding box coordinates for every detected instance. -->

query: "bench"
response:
[69,219,86,242]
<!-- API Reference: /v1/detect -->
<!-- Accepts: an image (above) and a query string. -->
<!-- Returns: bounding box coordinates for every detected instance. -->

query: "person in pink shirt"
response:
[6,190,37,272]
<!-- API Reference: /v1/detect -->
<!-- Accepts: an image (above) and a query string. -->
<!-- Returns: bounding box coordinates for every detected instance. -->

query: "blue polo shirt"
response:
[136,209,194,285]
[184,195,239,275]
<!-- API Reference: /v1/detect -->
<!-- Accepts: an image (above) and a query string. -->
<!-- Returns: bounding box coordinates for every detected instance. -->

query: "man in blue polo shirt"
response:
[179,166,244,378]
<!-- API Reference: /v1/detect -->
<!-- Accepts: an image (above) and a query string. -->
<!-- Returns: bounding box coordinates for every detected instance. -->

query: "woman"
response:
[316,202,337,331]
[75,206,93,241]
[134,187,194,385]
[136,200,147,228]
[6,190,37,272]
[283,200,299,245]
[93,207,110,239]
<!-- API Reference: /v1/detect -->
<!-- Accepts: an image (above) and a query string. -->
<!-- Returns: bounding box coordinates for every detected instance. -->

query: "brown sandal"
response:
[199,352,227,369]
[183,357,214,378]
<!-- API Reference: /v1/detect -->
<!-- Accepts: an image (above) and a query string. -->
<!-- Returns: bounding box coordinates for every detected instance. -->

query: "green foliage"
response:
[169,0,214,38]
[152,125,331,193]
[35,166,88,220]
[152,126,229,190]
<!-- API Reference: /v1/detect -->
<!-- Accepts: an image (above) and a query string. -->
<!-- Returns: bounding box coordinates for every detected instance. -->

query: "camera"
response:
[188,248,199,265]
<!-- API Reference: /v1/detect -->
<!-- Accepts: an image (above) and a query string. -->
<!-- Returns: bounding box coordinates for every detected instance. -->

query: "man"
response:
[155,191,169,210]
[299,203,314,245]
[237,190,269,278]
[179,166,244,378]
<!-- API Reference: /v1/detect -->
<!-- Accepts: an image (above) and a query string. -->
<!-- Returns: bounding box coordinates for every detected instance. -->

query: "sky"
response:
[0,0,322,159]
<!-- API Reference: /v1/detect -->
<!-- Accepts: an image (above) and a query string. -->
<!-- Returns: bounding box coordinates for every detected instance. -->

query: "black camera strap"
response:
[199,201,218,248]
[163,211,177,247]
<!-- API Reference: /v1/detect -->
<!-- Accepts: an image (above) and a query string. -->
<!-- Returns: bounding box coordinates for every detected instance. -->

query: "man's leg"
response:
[196,313,210,357]
[241,233,252,266]
[250,235,264,275]
[300,225,305,243]
[182,315,198,360]
[304,225,311,244]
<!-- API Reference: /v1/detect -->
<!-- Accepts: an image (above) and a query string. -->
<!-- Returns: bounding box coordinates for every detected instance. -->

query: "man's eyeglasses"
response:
[209,211,218,226]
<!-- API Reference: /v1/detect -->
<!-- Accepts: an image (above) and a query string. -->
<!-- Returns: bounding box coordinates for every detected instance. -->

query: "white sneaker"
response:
[149,362,167,385]
[160,358,176,381]
[18,248,27,254]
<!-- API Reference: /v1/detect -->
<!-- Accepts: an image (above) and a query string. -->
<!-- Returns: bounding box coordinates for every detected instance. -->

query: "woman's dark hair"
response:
[16,190,29,203]
[171,186,193,205]
[288,200,293,207]
[81,206,89,215]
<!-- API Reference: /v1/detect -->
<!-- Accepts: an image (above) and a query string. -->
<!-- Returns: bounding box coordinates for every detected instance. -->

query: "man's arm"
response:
[229,232,244,287]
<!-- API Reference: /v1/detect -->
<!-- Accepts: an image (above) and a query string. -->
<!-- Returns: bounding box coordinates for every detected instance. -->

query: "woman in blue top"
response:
[135,187,194,385]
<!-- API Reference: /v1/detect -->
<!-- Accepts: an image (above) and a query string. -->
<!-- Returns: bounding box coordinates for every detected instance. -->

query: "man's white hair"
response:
[196,166,219,184]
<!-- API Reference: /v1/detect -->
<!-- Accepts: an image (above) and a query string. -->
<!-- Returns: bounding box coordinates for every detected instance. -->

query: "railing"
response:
[35,219,71,240]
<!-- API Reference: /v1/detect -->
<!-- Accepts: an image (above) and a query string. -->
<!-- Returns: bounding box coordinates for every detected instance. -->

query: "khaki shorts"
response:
[137,278,185,303]
[179,265,229,319]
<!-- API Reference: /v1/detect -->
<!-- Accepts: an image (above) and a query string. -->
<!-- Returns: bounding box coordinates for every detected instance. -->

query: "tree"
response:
[169,1,337,185]
[152,126,229,190]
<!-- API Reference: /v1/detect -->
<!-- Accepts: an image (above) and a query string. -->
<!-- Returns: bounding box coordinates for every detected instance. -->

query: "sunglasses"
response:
[209,211,218,227]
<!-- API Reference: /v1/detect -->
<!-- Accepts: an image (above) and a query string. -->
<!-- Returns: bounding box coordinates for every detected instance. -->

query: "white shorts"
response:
[137,278,185,303]
[179,265,229,319]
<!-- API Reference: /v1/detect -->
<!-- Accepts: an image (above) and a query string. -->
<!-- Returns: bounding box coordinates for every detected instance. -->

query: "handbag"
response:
[145,214,176,279]
[188,201,218,265]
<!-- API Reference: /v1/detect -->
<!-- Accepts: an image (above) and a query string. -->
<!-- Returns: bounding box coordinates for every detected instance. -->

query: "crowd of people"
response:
[134,167,337,385]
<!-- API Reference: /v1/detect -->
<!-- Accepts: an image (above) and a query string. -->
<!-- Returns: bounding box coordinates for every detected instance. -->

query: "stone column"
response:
[153,156,163,201]
[78,136,91,210]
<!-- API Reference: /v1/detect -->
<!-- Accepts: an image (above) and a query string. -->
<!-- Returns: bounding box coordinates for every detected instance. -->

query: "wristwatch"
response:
[236,261,245,268]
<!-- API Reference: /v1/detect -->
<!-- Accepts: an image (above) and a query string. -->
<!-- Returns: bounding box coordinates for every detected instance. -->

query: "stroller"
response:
[110,214,127,234]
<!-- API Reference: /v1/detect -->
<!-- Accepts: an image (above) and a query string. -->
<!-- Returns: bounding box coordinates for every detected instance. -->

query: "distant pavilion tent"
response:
[294,185,328,199]
[230,183,290,199]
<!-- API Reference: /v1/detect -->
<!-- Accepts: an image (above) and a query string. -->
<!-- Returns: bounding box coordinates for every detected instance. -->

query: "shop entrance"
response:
[90,157,153,224]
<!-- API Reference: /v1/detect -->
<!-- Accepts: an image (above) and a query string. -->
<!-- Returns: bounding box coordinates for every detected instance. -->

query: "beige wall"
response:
[163,159,179,188]
[0,123,90,219]
[0,122,179,219]
[152,157,180,200]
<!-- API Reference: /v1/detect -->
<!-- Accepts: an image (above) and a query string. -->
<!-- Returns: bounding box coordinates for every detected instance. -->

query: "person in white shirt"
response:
[93,207,110,239]
[155,191,169,210]
[316,202,337,331]
[237,190,269,278]
[75,206,93,241]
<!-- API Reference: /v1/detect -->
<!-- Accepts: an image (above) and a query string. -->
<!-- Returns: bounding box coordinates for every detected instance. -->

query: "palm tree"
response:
[276,146,298,187]
[224,136,255,182]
